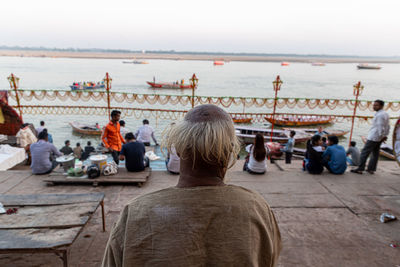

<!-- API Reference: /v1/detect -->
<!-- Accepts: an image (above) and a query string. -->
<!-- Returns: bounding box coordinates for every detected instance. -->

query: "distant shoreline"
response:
[1,49,400,63]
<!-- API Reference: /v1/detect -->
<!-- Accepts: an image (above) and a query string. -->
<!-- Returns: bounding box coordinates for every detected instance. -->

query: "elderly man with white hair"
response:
[102,104,281,267]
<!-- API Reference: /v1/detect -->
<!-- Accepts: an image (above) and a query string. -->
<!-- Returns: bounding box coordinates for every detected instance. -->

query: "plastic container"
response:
[89,155,108,172]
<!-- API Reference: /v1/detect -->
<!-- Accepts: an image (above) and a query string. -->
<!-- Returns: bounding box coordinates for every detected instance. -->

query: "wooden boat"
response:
[283,128,349,137]
[70,82,105,90]
[213,60,224,65]
[146,81,195,89]
[235,125,311,144]
[311,62,326,66]
[69,122,102,135]
[123,60,149,64]
[232,117,252,123]
[357,64,381,70]
[265,116,334,126]
[361,136,395,160]
[281,62,290,66]
[0,92,23,136]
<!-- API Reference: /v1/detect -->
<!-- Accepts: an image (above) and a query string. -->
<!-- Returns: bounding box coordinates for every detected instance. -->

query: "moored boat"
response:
[146,81,195,89]
[357,64,381,70]
[235,125,311,144]
[361,136,395,160]
[70,82,105,90]
[0,92,23,136]
[265,116,334,126]
[283,127,348,137]
[281,62,290,66]
[311,62,326,66]
[123,60,149,64]
[232,117,252,123]
[69,122,102,135]
[213,60,224,65]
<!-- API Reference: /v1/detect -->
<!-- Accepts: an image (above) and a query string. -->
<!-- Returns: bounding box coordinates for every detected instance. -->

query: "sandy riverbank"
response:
[1,49,400,63]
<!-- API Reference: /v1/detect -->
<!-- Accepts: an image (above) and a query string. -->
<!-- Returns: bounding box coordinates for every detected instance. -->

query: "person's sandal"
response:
[350,169,363,174]
[367,170,375,174]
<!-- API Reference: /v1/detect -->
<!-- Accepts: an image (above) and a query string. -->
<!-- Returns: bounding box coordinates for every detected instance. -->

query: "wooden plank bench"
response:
[44,167,151,187]
[0,193,105,267]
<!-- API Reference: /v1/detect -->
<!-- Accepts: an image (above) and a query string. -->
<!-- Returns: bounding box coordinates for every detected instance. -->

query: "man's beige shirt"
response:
[102,185,281,267]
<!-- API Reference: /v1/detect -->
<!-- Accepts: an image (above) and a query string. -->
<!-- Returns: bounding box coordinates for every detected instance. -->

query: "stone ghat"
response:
[0,160,399,266]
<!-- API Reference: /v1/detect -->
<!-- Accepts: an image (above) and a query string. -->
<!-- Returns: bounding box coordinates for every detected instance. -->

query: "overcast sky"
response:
[1,0,400,56]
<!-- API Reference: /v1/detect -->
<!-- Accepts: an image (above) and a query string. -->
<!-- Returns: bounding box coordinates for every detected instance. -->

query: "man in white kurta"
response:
[352,100,390,174]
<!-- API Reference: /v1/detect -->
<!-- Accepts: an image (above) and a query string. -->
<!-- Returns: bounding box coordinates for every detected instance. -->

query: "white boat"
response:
[235,125,311,144]
[357,64,381,70]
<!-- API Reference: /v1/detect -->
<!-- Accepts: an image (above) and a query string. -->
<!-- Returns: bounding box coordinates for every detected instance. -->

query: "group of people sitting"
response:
[241,127,362,176]
[304,135,359,174]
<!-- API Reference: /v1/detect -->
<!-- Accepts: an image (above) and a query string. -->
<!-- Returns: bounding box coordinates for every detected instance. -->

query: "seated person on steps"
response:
[322,135,347,174]
[119,132,149,172]
[102,104,281,267]
[30,131,62,175]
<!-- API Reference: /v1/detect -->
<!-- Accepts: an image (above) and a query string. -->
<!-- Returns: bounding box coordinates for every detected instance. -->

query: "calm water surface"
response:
[0,56,399,149]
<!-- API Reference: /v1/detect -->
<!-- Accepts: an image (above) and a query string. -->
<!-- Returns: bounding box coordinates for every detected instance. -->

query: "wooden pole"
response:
[8,73,23,120]
[190,74,198,109]
[270,75,282,142]
[348,81,363,146]
[105,73,112,120]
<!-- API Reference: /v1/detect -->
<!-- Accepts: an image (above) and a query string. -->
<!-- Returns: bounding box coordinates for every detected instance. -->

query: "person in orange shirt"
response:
[102,110,126,164]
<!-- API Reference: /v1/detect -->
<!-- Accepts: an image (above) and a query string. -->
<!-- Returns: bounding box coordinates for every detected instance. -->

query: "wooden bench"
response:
[0,193,105,267]
[44,167,151,187]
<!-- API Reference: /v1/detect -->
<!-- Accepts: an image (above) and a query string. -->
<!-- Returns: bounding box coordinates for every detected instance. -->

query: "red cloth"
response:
[102,121,125,151]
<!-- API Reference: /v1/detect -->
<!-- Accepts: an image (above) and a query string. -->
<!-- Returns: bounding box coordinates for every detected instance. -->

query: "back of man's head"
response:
[350,141,356,147]
[143,119,149,125]
[125,132,135,141]
[374,99,385,107]
[40,121,45,126]
[328,135,339,145]
[87,141,91,146]
[163,104,240,170]
[111,110,121,118]
[65,140,70,145]
[38,131,48,140]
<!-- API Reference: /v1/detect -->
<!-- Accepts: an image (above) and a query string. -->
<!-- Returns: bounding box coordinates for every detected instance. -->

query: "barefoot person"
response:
[351,100,390,174]
[102,110,126,164]
[102,104,281,267]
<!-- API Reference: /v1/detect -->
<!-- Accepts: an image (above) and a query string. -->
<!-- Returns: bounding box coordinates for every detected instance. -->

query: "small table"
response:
[0,193,105,267]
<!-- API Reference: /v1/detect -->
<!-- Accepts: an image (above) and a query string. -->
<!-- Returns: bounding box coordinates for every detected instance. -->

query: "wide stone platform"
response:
[0,160,399,267]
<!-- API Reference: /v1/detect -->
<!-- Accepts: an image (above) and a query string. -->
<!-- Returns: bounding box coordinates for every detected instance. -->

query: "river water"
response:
[0,56,399,149]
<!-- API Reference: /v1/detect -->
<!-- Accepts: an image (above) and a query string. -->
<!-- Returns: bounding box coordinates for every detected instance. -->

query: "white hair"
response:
[162,107,240,169]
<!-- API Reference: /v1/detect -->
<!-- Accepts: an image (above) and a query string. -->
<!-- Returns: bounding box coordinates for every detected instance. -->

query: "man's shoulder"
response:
[124,141,144,149]
[125,185,267,209]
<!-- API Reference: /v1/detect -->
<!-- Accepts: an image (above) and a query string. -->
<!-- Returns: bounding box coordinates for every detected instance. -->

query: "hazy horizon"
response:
[2,0,400,57]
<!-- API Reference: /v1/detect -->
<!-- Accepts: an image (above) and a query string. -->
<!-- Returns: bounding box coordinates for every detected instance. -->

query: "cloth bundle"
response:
[103,161,118,176]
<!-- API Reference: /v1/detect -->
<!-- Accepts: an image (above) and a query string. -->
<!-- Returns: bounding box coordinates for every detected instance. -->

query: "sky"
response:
[1,0,400,56]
